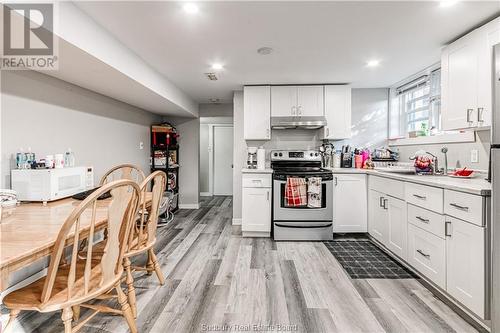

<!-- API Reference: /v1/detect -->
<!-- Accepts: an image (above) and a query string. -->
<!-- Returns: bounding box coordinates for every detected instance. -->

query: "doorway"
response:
[199,122,233,197]
[213,126,233,195]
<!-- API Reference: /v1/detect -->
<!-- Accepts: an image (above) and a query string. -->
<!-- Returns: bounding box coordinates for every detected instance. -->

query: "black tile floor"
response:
[324,239,417,279]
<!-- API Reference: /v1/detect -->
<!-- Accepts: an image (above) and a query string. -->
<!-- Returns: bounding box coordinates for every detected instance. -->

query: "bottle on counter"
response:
[65,148,75,167]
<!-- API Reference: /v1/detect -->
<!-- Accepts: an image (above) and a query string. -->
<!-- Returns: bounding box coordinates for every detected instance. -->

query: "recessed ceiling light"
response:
[257,47,273,55]
[211,63,224,70]
[439,0,458,7]
[366,60,380,67]
[183,3,199,14]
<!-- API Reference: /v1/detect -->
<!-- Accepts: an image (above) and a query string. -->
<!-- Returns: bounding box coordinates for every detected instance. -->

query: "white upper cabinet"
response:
[271,85,324,117]
[321,85,352,140]
[442,17,500,130]
[271,86,298,117]
[296,86,324,117]
[244,86,271,140]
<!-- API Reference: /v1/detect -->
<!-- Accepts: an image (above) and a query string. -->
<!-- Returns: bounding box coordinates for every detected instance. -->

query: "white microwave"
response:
[11,167,94,203]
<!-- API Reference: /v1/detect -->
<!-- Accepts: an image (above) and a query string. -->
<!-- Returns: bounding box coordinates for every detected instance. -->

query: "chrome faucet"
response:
[441,147,448,175]
[426,151,442,175]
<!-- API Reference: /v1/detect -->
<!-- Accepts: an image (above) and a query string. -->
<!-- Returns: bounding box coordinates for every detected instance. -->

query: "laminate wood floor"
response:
[2,196,480,333]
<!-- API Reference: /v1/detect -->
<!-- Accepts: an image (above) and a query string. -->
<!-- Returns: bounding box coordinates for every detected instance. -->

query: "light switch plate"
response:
[139,142,144,150]
[470,149,479,163]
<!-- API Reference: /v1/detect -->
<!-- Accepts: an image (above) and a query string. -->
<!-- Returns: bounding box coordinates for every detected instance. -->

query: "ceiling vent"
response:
[205,72,218,81]
[209,98,220,103]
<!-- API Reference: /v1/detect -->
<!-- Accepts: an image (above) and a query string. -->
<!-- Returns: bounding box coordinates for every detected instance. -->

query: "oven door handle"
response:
[274,223,333,229]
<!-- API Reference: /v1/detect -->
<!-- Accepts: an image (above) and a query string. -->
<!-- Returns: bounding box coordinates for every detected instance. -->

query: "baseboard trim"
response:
[200,192,212,197]
[232,218,242,225]
[179,203,200,210]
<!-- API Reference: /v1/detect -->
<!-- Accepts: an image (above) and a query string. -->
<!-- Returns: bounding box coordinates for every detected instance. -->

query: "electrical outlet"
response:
[139,142,144,150]
[470,149,479,163]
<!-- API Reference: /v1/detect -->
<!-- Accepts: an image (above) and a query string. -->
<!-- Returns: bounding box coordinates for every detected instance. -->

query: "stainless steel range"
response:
[271,150,334,241]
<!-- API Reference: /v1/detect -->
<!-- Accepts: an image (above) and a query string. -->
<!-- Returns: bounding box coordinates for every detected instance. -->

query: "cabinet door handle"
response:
[477,107,484,123]
[266,190,270,201]
[413,194,426,200]
[379,196,384,208]
[445,220,452,237]
[449,203,469,212]
[417,249,431,258]
[334,177,338,186]
[416,216,430,224]
[383,198,388,210]
[326,127,330,137]
[467,108,474,124]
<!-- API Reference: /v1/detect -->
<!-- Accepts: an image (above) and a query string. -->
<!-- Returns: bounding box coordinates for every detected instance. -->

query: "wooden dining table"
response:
[0,192,152,292]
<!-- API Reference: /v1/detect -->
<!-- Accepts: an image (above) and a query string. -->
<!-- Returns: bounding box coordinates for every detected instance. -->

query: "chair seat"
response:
[3,260,108,312]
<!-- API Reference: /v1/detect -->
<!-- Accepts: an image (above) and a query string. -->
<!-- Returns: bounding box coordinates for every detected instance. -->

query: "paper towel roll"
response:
[257,147,265,170]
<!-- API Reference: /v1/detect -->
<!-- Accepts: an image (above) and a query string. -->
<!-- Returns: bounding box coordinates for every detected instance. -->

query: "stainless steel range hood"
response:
[271,116,327,130]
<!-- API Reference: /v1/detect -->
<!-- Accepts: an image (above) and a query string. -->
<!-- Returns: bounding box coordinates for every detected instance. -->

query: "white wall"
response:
[1,70,161,188]
[336,88,389,150]
[393,130,490,171]
[233,92,245,224]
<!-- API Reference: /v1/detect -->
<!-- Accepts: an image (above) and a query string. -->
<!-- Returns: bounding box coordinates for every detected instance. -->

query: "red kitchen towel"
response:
[285,177,307,207]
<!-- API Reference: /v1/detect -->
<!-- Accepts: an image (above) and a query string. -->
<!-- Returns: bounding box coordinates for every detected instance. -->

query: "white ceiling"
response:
[77,1,499,104]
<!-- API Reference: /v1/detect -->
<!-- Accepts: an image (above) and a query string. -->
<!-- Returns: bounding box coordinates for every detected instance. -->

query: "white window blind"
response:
[390,68,441,139]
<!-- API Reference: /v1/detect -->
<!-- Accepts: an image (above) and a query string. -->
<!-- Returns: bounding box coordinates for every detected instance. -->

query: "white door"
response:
[386,197,408,260]
[442,34,479,130]
[446,216,485,317]
[242,187,271,232]
[323,85,351,140]
[271,86,297,117]
[333,174,367,233]
[213,126,233,195]
[368,189,388,245]
[243,86,271,140]
[297,86,324,117]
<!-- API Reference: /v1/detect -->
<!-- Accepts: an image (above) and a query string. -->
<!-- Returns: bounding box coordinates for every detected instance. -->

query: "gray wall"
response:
[199,103,233,118]
[1,71,160,188]
[200,123,210,193]
[169,117,200,208]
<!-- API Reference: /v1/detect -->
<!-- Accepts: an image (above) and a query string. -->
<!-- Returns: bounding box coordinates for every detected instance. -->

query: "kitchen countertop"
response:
[241,168,273,174]
[327,168,491,196]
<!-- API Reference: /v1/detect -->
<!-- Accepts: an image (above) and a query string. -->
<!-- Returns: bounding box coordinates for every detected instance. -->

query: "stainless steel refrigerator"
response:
[492,43,500,333]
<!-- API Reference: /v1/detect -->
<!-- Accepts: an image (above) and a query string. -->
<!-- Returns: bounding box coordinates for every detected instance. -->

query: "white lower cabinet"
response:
[446,216,486,317]
[368,189,388,245]
[333,174,367,233]
[386,197,407,261]
[368,189,407,260]
[408,223,447,289]
[242,174,271,237]
[367,175,489,320]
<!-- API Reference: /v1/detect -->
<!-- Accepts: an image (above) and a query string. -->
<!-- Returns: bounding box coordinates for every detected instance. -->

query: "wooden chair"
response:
[124,171,167,317]
[2,179,141,333]
[99,164,145,186]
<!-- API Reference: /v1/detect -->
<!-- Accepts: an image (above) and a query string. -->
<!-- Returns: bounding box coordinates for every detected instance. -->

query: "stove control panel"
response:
[271,150,321,161]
